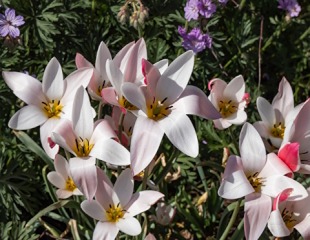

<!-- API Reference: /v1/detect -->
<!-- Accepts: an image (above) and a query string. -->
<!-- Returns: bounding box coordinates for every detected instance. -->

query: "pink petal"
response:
[122,83,147,113]
[278,142,300,172]
[156,51,194,106]
[116,217,142,236]
[9,105,47,130]
[106,59,123,94]
[56,189,74,199]
[69,157,97,200]
[42,57,64,100]
[40,118,60,159]
[75,53,94,68]
[125,190,164,217]
[62,68,93,103]
[223,75,245,102]
[2,71,45,106]
[93,222,119,240]
[244,193,272,240]
[272,77,294,118]
[173,85,221,120]
[158,111,198,157]
[142,58,161,95]
[272,188,293,211]
[72,87,94,139]
[218,156,254,199]
[91,119,117,143]
[114,168,134,207]
[81,200,106,221]
[268,209,291,237]
[239,123,266,175]
[91,138,130,166]
[258,153,292,178]
[54,154,70,180]
[101,87,121,107]
[130,117,164,176]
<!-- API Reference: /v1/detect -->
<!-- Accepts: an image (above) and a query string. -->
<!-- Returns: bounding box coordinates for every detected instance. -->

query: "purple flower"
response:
[0,8,25,38]
[178,26,212,53]
[198,0,217,19]
[278,0,301,17]
[218,0,228,4]
[184,0,200,21]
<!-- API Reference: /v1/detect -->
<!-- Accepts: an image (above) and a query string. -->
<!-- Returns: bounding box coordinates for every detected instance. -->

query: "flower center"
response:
[106,204,125,222]
[247,172,265,192]
[97,80,106,96]
[218,100,237,118]
[146,97,172,121]
[118,96,138,110]
[65,177,77,192]
[271,122,285,139]
[42,100,63,118]
[282,208,296,229]
[74,137,94,157]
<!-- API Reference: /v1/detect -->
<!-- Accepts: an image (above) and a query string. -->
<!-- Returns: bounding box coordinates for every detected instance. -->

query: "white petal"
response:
[122,83,147,113]
[56,189,74,199]
[257,97,276,127]
[72,86,94,139]
[223,75,245,102]
[9,105,47,130]
[95,167,114,210]
[91,119,117,143]
[218,156,254,199]
[125,190,164,217]
[95,41,112,81]
[158,111,198,157]
[54,154,70,180]
[90,139,130,166]
[156,51,194,105]
[40,118,60,159]
[47,172,66,189]
[130,116,164,176]
[114,169,134,207]
[106,60,123,94]
[93,222,119,240]
[75,53,94,68]
[258,153,292,178]
[2,71,45,106]
[173,85,221,120]
[244,193,271,240]
[42,57,64,100]
[268,210,291,237]
[81,200,106,221]
[239,123,266,175]
[116,217,141,236]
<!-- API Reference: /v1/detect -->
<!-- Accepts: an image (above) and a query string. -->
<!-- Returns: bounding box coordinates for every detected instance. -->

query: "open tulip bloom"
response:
[2,58,93,159]
[81,168,164,240]
[253,77,299,150]
[208,75,248,129]
[47,154,82,199]
[121,50,221,175]
[52,86,130,199]
[268,188,310,238]
[218,123,308,240]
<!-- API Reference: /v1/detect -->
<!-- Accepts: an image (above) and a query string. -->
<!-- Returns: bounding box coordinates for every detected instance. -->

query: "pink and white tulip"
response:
[218,123,308,240]
[208,75,248,129]
[81,168,164,240]
[2,58,93,158]
[47,154,82,199]
[268,188,310,238]
[122,50,220,175]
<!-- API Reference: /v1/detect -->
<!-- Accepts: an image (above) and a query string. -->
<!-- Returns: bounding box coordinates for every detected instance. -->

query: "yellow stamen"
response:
[146,97,172,121]
[270,122,285,139]
[282,208,296,229]
[42,100,63,118]
[106,204,125,222]
[65,177,77,192]
[218,100,238,118]
[247,172,265,192]
[118,96,137,110]
[74,138,94,157]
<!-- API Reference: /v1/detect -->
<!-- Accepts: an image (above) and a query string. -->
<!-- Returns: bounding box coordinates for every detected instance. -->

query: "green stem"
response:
[219,199,242,240]
[97,101,104,120]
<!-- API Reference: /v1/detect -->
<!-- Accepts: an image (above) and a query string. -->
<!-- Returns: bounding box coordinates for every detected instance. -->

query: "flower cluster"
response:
[278,0,301,18]
[184,0,216,21]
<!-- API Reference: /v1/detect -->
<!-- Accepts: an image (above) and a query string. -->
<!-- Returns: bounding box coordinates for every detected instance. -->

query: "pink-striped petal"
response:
[156,51,194,106]
[95,41,112,81]
[130,116,164,176]
[258,153,292,178]
[223,75,245,102]
[95,167,113,210]
[54,154,70,180]
[114,168,134,207]
[40,118,60,159]
[42,57,64,100]
[9,105,47,130]
[101,87,121,107]
[69,157,97,200]
[81,200,106,221]
[278,142,300,172]
[106,59,124,94]
[75,53,94,68]
[244,193,271,240]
